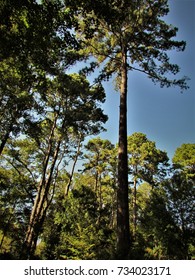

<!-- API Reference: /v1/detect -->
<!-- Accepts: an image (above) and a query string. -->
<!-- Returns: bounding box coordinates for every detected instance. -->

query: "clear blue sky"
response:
[97,0,195,161]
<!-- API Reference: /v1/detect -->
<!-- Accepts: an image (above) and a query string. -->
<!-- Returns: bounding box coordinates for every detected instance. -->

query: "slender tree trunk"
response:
[133,176,137,238]
[110,189,117,229]
[22,114,61,259]
[116,47,130,259]
[64,134,82,196]
[22,180,46,258]
[23,138,62,259]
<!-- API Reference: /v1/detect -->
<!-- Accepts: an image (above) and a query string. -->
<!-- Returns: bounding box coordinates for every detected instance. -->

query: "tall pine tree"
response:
[65,0,189,258]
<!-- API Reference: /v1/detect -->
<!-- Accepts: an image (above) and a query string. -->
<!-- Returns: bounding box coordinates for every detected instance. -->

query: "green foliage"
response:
[172,143,195,179]
[163,171,195,259]
[135,173,195,260]
[0,0,83,155]
[40,184,115,260]
[128,132,169,185]
[83,137,117,188]
[67,0,189,90]
[2,137,194,259]
[0,165,34,259]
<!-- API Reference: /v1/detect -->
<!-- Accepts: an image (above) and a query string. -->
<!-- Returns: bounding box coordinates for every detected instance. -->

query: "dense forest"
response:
[0,0,194,260]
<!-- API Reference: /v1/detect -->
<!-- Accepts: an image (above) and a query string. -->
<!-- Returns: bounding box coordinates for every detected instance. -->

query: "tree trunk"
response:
[133,176,137,238]
[64,134,82,196]
[0,123,13,155]
[22,114,61,259]
[22,179,46,259]
[116,47,130,259]
[23,138,62,259]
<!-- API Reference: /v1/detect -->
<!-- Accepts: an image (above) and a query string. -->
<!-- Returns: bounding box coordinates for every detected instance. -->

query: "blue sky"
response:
[97,0,195,161]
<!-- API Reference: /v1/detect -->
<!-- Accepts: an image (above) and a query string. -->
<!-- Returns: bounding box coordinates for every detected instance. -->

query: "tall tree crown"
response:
[66,0,188,90]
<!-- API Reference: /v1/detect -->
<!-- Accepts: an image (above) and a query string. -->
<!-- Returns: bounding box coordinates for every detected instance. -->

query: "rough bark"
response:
[116,47,131,259]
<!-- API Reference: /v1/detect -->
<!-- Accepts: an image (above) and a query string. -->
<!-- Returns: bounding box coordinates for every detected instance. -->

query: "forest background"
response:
[0,0,194,260]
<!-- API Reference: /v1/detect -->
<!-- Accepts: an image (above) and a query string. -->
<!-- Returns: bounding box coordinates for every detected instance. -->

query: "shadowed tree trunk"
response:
[117,47,130,259]
[0,121,14,156]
